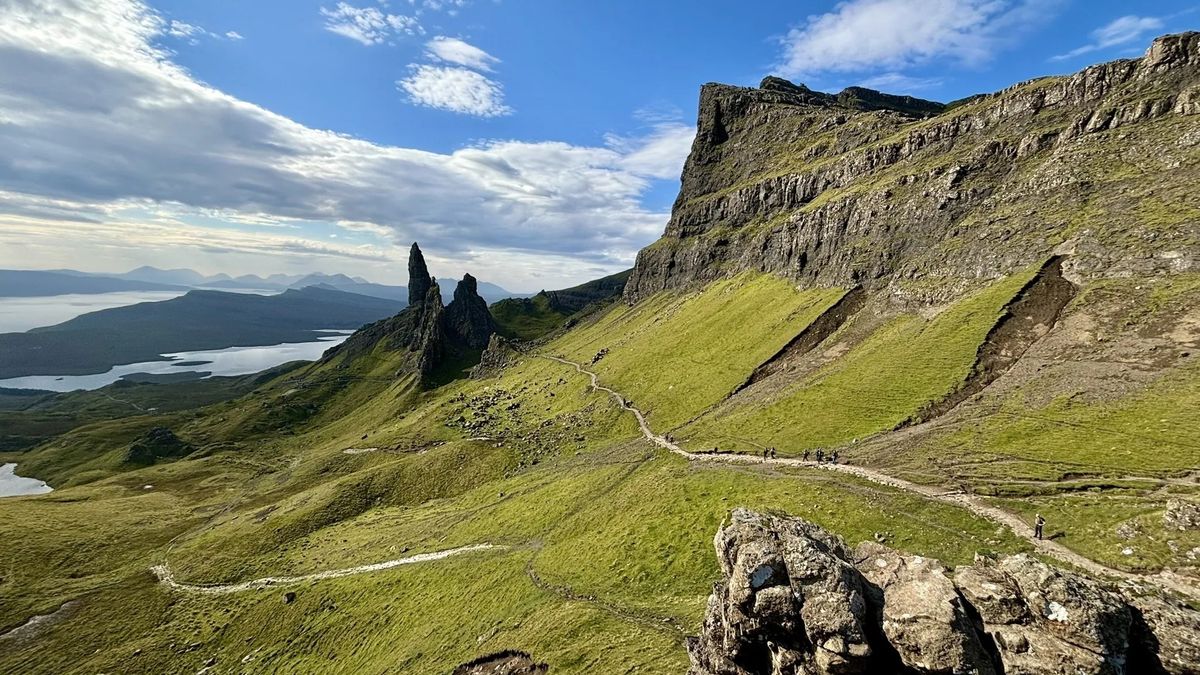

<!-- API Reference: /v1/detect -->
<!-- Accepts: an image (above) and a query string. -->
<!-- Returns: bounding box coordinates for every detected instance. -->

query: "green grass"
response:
[3,264,1197,673]
[682,266,1039,454]
[491,293,570,340]
[553,274,847,428]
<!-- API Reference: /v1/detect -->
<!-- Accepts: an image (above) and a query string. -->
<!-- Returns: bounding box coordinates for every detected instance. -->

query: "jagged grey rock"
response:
[408,242,432,306]
[855,542,995,674]
[323,244,498,385]
[689,509,1200,675]
[445,273,499,350]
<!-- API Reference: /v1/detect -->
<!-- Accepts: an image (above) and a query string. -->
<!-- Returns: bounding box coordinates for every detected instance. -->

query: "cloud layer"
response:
[321,2,423,45]
[777,0,1050,79]
[0,0,694,287]
[1051,15,1165,61]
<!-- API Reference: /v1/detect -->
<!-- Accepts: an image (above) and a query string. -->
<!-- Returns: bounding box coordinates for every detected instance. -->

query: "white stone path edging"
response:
[542,355,1200,601]
[152,544,500,594]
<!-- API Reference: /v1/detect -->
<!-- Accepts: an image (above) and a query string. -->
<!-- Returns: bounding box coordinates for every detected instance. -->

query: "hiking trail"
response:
[152,544,500,594]
[542,354,1200,601]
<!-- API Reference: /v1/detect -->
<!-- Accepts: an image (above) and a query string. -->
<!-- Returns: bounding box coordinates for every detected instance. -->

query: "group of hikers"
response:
[754,447,840,464]
[801,448,838,464]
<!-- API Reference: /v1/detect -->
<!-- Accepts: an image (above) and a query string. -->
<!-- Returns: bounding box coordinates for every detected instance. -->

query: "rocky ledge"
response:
[689,509,1200,675]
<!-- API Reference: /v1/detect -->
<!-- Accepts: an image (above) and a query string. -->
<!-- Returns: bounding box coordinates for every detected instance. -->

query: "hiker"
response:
[830,451,839,464]
[770,448,777,459]
[1034,514,1045,540]
[816,449,825,463]
[802,449,810,462]
[762,448,769,462]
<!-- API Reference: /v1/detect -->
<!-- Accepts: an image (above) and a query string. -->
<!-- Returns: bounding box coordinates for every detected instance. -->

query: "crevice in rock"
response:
[859,579,909,674]
[958,589,1007,675]
[898,255,1076,428]
[732,287,867,395]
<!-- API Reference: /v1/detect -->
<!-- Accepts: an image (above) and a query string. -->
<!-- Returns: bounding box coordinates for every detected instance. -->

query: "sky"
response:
[0,0,1196,292]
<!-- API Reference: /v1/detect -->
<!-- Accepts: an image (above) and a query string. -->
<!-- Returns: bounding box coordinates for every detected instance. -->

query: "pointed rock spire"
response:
[408,242,432,307]
[444,273,498,350]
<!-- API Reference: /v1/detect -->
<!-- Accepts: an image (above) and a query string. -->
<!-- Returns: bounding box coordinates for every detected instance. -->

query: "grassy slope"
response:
[553,274,847,429]
[682,266,1039,453]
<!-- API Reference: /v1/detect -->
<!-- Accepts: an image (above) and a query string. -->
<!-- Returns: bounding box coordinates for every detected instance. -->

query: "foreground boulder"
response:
[688,509,1200,675]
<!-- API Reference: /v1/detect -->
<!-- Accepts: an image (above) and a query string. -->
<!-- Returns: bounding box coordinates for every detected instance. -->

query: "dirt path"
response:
[543,355,1200,601]
[152,544,500,594]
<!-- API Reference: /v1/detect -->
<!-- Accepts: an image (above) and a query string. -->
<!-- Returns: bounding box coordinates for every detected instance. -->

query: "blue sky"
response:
[0,0,1195,291]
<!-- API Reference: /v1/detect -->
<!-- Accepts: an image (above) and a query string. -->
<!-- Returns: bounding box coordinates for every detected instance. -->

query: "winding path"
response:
[542,355,1200,600]
[152,544,501,594]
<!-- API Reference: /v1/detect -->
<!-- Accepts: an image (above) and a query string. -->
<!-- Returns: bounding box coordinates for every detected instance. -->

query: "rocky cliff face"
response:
[323,244,498,384]
[689,509,1200,675]
[627,32,1200,305]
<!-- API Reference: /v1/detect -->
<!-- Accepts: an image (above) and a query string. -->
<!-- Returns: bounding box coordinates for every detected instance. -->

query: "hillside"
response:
[0,286,402,378]
[0,34,1198,675]
[490,269,631,339]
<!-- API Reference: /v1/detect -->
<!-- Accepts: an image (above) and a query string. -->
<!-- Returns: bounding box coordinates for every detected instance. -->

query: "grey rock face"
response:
[689,509,1200,675]
[445,273,499,350]
[408,242,432,306]
[470,334,516,379]
[626,32,1200,305]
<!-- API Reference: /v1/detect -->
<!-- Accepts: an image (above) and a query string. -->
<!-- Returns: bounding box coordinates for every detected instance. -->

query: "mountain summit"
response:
[626,32,1200,304]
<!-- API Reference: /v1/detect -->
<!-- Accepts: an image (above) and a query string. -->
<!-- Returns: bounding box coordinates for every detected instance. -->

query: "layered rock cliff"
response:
[323,243,499,383]
[689,509,1200,675]
[627,32,1200,304]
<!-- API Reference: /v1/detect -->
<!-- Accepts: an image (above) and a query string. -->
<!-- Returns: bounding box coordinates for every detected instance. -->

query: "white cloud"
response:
[425,36,499,71]
[607,124,696,180]
[857,72,943,92]
[777,0,1054,77]
[225,30,244,41]
[167,20,203,40]
[398,64,512,116]
[320,2,422,45]
[0,0,693,288]
[1051,15,1164,61]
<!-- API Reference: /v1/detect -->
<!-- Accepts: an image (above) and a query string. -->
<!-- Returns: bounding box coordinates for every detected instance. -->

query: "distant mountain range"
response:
[0,286,405,379]
[3,266,528,305]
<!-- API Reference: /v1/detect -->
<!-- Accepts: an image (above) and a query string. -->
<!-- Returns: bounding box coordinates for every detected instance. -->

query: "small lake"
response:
[0,291,189,333]
[0,463,52,498]
[0,331,354,392]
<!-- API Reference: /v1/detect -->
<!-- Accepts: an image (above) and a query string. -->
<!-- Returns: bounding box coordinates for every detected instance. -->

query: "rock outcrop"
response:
[626,33,1200,305]
[452,651,548,674]
[407,242,433,306]
[121,427,193,465]
[688,509,1200,675]
[470,334,517,379]
[1164,499,1200,531]
[324,243,499,384]
[445,273,500,350]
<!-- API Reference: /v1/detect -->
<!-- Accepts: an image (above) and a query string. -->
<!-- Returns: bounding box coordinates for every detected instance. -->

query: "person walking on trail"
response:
[802,449,810,462]
[770,448,777,459]
[762,449,769,462]
[1034,514,1046,540]
[830,451,839,464]
[816,449,825,463]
